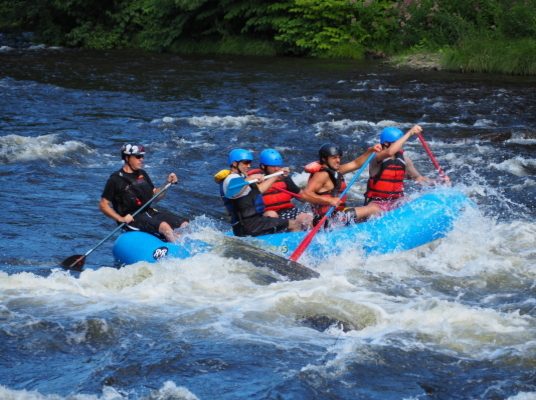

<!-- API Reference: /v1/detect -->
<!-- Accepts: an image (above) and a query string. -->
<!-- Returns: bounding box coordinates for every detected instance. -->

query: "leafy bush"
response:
[1,0,536,75]
[255,0,396,58]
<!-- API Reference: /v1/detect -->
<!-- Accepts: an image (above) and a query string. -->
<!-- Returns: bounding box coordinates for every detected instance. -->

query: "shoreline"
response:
[381,52,443,71]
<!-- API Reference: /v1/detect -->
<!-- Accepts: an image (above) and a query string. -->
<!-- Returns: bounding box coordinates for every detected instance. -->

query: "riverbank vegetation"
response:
[1,0,535,75]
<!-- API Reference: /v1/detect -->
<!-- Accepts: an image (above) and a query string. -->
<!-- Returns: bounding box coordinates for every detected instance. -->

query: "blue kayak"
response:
[112,189,473,266]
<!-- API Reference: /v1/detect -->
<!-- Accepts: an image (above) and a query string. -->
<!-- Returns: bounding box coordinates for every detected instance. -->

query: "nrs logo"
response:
[153,247,169,260]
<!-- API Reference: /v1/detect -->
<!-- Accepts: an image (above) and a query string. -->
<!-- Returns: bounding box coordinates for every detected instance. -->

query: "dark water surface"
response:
[1,48,536,399]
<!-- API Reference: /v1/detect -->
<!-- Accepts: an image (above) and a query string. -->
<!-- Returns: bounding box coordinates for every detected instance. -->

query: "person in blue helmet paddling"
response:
[357,124,451,220]
[254,149,313,229]
[219,149,302,237]
[99,143,189,243]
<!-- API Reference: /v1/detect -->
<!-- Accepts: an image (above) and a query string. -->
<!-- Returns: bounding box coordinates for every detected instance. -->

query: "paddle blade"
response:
[225,176,249,198]
[61,255,86,271]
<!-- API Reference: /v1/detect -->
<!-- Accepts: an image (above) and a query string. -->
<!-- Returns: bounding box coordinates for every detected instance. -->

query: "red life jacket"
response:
[249,169,295,211]
[365,151,405,200]
[263,180,295,211]
[309,166,347,216]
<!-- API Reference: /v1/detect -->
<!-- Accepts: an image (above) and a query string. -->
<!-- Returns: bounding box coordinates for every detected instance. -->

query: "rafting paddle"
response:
[275,186,303,200]
[289,152,375,262]
[416,133,447,180]
[61,182,174,271]
[226,171,284,198]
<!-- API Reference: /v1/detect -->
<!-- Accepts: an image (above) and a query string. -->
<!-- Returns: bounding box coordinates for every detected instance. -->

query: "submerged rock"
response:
[214,236,320,282]
[478,132,513,142]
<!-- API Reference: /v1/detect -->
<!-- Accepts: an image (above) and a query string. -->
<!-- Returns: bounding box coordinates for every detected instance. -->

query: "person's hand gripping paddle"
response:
[225,171,284,198]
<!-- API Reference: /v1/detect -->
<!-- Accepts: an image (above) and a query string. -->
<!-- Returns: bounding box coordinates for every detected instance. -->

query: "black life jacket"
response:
[112,170,154,216]
[219,174,265,226]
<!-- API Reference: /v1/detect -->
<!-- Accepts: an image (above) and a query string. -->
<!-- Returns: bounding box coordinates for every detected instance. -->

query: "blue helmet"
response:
[228,149,253,165]
[380,127,404,144]
[259,149,283,166]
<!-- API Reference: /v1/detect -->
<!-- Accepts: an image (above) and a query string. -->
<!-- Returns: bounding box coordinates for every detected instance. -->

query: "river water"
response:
[1,48,536,400]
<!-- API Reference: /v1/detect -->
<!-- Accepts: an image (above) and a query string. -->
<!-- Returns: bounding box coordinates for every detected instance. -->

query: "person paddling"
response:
[357,125,451,220]
[219,149,302,237]
[302,143,381,228]
[99,143,189,243]
[252,149,312,229]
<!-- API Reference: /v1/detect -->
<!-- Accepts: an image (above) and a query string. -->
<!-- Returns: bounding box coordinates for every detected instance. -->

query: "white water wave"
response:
[0,134,94,165]
[152,115,272,128]
[491,156,536,176]
[0,381,199,400]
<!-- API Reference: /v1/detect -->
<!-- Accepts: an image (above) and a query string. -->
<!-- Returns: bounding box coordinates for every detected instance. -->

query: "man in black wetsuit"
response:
[99,143,188,243]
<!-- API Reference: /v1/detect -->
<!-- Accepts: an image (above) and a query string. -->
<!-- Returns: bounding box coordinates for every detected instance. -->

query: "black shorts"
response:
[126,210,187,237]
[232,215,289,237]
[277,208,298,220]
[312,208,357,229]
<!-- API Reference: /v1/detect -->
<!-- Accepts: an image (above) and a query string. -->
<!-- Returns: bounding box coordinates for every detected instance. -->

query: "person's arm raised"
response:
[339,144,382,174]
[376,125,423,163]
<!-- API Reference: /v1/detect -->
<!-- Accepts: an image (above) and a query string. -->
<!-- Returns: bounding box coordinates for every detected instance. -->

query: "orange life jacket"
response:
[248,168,295,211]
[263,180,295,211]
[365,151,405,200]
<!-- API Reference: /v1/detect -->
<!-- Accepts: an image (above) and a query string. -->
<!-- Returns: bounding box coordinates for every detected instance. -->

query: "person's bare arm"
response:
[152,172,178,202]
[339,144,382,174]
[302,171,341,207]
[99,197,133,223]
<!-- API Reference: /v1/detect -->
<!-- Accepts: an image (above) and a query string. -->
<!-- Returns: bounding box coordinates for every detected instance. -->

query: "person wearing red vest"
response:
[255,149,313,229]
[302,143,381,228]
[358,124,451,220]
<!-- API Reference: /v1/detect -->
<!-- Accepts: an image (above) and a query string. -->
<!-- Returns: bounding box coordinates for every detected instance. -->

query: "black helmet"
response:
[121,143,146,160]
[319,143,343,160]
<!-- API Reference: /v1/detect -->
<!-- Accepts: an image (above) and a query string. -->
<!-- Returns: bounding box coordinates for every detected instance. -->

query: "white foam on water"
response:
[0,134,93,164]
[507,392,536,400]
[474,119,497,127]
[0,381,199,400]
[491,156,536,177]
[152,115,272,128]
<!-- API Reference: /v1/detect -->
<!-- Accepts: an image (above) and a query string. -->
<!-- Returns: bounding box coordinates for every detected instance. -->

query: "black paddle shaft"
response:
[61,182,173,271]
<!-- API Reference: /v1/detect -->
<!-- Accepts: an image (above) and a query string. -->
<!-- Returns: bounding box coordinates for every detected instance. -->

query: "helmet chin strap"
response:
[123,156,138,173]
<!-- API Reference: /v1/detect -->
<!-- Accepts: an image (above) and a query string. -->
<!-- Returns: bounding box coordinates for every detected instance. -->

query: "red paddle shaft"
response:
[276,186,302,200]
[289,152,375,262]
[417,133,447,180]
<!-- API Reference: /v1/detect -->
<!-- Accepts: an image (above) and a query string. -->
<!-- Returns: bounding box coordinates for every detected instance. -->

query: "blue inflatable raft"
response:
[112,189,473,266]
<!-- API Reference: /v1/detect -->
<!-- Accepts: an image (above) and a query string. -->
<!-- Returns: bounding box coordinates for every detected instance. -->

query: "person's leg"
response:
[353,203,382,222]
[158,221,177,243]
[287,219,302,232]
[297,213,313,230]
[152,212,189,243]
[243,216,290,237]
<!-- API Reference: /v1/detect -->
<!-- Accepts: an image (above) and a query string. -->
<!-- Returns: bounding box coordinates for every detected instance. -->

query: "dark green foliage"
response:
[1,0,535,73]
